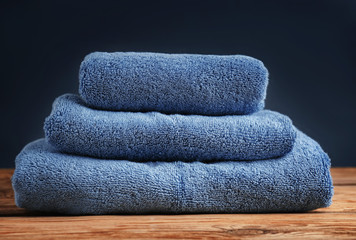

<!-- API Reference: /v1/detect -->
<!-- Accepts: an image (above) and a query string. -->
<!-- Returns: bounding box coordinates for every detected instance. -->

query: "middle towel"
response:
[44,94,296,161]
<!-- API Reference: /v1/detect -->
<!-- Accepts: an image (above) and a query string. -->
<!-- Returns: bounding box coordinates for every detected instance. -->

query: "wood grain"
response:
[330,167,356,185]
[1,168,355,239]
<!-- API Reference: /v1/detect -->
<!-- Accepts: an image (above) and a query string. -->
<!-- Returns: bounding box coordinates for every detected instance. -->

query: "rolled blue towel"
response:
[79,52,268,115]
[44,94,296,161]
[12,130,333,214]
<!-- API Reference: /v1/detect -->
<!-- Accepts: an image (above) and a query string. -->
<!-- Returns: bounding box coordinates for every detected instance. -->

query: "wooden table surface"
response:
[1,168,355,239]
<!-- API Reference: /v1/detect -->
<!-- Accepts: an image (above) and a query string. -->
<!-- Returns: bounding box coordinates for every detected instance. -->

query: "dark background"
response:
[1,0,355,167]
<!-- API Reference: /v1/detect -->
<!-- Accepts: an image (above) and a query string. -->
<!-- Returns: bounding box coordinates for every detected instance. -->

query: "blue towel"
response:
[79,52,268,115]
[44,94,296,161]
[12,130,333,215]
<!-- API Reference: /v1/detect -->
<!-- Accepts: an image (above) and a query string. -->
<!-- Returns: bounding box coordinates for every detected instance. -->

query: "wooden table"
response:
[1,168,355,239]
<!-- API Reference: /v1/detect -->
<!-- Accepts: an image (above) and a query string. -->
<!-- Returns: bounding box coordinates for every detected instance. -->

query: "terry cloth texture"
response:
[12,130,333,215]
[44,94,296,161]
[79,52,269,115]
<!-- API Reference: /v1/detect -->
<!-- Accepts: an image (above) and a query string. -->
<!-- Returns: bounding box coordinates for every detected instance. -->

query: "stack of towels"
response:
[12,52,333,214]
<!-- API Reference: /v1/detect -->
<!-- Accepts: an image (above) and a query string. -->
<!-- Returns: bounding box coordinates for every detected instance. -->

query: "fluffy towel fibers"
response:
[44,94,296,161]
[12,130,333,215]
[79,52,268,115]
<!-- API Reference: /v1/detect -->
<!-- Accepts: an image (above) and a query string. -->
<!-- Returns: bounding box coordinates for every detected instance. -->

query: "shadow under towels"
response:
[79,52,268,115]
[44,94,296,161]
[12,130,333,215]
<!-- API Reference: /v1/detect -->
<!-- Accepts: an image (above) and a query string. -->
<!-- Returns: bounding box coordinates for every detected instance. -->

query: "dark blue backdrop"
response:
[1,0,355,167]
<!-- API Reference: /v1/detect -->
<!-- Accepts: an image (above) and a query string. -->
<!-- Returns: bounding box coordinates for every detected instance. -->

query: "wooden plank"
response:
[1,212,356,239]
[1,168,356,239]
[330,168,356,185]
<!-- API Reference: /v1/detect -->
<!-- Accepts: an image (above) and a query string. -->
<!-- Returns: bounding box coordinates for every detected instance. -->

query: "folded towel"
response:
[12,130,333,215]
[79,52,268,115]
[44,94,296,161]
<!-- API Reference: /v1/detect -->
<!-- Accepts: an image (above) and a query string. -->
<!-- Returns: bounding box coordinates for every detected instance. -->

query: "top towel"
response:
[79,52,269,115]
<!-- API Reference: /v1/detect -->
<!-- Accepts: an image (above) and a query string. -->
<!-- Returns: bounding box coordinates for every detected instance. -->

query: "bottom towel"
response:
[12,130,333,215]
